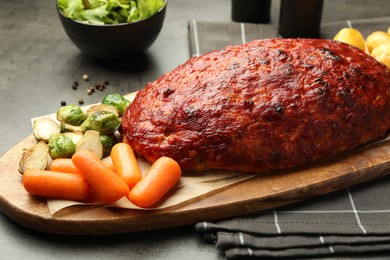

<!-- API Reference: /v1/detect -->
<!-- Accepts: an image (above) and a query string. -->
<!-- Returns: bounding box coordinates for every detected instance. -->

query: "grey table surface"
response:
[0,0,389,259]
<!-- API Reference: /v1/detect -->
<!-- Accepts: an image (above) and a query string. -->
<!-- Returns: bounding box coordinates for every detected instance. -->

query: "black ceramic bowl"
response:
[57,2,167,60]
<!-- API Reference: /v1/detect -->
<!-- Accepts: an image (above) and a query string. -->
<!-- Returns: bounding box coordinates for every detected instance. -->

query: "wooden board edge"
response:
[2,105,390,234]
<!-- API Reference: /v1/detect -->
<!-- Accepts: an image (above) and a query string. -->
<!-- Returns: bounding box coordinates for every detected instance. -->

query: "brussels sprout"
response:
[63,132,83,146]
[48,134,76,159]
[56,105,86,126]
[81,111,121,134]
[19,141,50,174]
[86,104,119,118]
[60,122,83,134]
[32,117,60,142]
[99,134,118,157]
[76,130,103,159]
[101,93,130,116]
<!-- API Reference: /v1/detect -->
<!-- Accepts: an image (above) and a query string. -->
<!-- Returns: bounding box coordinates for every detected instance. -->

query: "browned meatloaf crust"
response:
[122,38,390,173]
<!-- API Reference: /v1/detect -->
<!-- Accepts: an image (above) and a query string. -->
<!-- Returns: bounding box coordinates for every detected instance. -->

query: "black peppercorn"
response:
[72,81,78,90]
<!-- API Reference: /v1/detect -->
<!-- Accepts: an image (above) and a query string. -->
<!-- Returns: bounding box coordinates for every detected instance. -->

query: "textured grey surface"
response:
[0,0,389,259]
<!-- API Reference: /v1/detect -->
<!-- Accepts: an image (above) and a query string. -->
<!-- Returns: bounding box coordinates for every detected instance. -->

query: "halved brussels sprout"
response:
[101,93,130,116]
[76,130,103,159]
[81,111,121,134]
[86,104,119,118]
[56,105,86,126]
[62,132,83,146]
[48,133,76,159]
[32,118,60,142]
[19,141,50,174]
[60,122,83,134]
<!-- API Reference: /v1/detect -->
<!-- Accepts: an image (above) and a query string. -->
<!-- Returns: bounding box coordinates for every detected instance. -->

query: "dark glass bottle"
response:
[232,0,272,23]
[278,0,324,38]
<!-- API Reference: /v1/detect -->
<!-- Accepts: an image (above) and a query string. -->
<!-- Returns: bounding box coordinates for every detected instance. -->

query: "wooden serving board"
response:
[1,92,390,235]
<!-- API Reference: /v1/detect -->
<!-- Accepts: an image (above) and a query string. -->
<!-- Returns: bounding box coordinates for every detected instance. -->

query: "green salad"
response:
[58,0,165,25]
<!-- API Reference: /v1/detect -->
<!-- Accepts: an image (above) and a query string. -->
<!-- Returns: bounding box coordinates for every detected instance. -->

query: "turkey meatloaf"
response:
[122,38,390,173]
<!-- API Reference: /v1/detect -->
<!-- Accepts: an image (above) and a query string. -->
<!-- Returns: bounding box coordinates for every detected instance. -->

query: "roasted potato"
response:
[366,31,390,53]
[333,28,366,51]
[371,42,390,69]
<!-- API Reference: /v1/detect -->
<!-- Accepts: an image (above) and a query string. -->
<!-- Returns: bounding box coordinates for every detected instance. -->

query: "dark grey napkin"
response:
[189,17,390,259]
[196,178,390,258]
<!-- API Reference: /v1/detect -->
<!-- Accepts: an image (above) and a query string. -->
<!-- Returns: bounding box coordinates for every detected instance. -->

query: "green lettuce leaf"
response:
[81,5,109,25]
[57,0,165,25]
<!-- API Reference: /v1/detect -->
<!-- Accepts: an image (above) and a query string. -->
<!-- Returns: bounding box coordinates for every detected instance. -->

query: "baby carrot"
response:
[23,169,90,201]
[50,158,81,174]
[128,156,182,208]
[110,143,142,189]
[103,160,117,174]
[72,149,130,204]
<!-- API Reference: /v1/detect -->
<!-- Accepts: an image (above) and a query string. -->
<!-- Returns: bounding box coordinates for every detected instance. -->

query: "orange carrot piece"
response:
[110,143,142,189]
[103,160,117,174]
[72,149,130,204]
[23,169,90,201]
[128,156,182,208]
[50,158,81,174]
